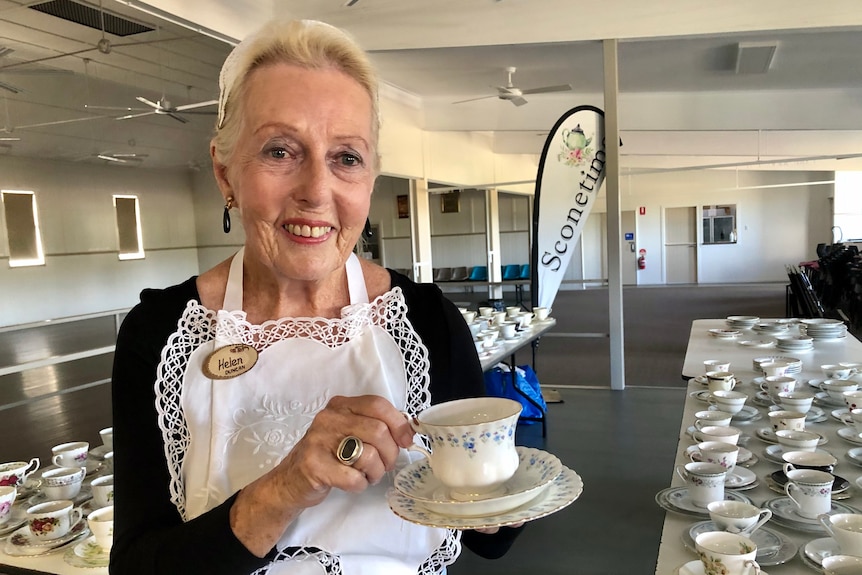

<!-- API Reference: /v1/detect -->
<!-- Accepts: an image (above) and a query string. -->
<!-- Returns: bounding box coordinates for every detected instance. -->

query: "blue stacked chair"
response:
[502,264,521,281]
[468,266,488,281]
[519,264,530,280]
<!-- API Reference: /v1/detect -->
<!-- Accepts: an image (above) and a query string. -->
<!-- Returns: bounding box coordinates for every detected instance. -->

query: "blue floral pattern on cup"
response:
[428,421,516,457]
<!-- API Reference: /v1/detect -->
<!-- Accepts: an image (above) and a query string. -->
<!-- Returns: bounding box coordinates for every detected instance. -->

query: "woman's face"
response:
[217,63,376,283]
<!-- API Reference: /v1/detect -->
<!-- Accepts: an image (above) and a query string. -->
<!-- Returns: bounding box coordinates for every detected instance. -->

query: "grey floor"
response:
[0,283,795,574]
[449,386,685,575]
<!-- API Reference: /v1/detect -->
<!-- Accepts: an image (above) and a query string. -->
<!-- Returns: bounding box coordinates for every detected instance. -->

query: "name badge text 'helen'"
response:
[203,344,258,380]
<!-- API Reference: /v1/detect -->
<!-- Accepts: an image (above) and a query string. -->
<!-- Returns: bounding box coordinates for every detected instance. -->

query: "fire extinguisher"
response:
[638,249,646,270]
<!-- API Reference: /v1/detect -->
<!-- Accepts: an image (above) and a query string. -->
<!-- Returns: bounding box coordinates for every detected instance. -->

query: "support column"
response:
[603,38,625,391]
[410,178,433,283]
[485,188,503,302]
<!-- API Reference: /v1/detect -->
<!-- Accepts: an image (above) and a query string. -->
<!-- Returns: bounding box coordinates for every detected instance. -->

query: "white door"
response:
[665,207,697,284]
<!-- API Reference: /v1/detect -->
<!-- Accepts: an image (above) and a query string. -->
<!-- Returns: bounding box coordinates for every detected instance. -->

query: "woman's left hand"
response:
[473,522,524,535]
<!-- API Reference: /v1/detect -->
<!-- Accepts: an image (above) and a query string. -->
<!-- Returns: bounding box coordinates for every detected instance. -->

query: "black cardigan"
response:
[109,270,521,574]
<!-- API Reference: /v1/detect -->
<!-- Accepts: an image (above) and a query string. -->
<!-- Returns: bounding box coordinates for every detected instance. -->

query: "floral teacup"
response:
[0,459,40,488]
[408,397,521,501]
[0,485,16,526]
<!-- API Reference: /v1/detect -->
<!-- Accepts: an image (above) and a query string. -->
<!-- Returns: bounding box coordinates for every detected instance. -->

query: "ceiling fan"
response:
[0,1,191,73]
[113,96,218,123]
[453,67,572,107]
[79,152,148,164]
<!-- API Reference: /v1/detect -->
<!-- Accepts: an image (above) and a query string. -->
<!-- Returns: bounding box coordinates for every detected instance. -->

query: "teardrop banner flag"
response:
[531,105,608,310]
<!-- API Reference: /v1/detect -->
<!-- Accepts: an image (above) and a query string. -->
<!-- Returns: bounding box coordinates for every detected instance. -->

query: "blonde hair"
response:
[212,19,380,170]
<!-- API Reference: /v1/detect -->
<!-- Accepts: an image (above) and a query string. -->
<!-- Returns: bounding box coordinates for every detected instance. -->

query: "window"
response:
[1,190,45,267]
[702,204,737,244]
[113,195,144,260]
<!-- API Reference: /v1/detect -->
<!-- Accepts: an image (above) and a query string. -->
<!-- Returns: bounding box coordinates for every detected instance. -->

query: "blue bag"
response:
[484,363,547,423]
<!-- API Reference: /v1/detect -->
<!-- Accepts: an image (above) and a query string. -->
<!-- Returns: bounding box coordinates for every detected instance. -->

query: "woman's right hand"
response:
[273,394,416,508]
[229,395,414,556]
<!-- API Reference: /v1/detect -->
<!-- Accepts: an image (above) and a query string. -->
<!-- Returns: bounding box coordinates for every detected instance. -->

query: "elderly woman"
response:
[110,19,522,575]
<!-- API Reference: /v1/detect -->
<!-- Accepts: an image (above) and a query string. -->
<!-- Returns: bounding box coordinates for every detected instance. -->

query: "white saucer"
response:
[709,328,742,338]
[815,392,846,408]
[691,375,709,386]
[832,408,851,422]
[689,390,711,403]
[764,497,862,532]
[0,505,28,537]
[756,427,826,446]
[683,521,797,567]
[88,445,111,461]
[735,446,754,464]
[387,465,582,530]
[838,427,862,446]
[62,535,109,568]
[803,537,840,567]
[3,518,89,556]
[393,446,561,517]
[28,485,92,507]
[739,339,776,348]
[846,447,862,468]
[655,486,752,517]
[766,405,826,422]
[726,405,760,422]
[725,467,757,488]
[677,559,769,575]
[763,444,833,464]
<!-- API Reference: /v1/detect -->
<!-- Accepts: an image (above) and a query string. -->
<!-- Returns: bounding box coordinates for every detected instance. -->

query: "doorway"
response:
[665,207,697,284]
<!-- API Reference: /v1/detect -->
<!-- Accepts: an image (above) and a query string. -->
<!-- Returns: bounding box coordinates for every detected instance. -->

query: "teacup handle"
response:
[70,507,82,528]
[785,482,802,510]
[404,415,433,461]
[782,463,796,476]
[743,559,762,575]
[675,465,689,483]
[691,431,705,443]
[24,457,40,481]
[744,509,773,535]
[819,513,836,537]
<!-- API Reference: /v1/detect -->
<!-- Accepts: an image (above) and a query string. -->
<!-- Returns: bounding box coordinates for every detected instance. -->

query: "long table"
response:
[657,319,862,574]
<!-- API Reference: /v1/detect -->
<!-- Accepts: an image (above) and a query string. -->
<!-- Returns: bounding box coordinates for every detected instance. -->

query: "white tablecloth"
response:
[657,319,862,574]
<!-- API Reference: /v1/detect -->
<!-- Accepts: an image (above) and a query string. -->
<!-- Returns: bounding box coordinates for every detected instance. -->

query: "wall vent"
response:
[29,0,154,37]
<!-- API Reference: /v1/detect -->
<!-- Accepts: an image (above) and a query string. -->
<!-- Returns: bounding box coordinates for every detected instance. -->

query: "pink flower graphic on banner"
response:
[557,124,593,167]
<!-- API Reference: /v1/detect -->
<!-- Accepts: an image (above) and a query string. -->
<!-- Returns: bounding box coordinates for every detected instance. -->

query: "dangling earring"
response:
[223,197,233,234]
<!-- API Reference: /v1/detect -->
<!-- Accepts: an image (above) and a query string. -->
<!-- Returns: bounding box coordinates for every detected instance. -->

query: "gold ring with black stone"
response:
[337,436,363,466]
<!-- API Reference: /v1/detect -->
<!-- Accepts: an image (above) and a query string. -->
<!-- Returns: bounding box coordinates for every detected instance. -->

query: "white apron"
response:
[153,250,460,574]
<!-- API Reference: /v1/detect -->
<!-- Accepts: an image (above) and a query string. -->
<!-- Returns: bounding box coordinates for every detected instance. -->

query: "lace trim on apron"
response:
[153,287,460,574]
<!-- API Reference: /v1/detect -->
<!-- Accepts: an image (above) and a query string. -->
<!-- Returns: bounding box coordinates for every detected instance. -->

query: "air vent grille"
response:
[29,0,154,37]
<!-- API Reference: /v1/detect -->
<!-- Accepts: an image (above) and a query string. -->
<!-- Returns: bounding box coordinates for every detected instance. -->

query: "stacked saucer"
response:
[753,356,803,375]
[387,446,582,529]
[726,315,759,329]
[752,321,789,336]
[800,319,847,341]
[709,328,741,339]
[775,335,814,353]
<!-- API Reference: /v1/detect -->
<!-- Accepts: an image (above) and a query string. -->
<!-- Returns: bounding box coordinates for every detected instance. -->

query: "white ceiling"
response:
[1,0,862,175]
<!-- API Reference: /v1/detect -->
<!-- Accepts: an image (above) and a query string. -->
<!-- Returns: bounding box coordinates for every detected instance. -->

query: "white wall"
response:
[585,170,834,285]
[0,157,200,326]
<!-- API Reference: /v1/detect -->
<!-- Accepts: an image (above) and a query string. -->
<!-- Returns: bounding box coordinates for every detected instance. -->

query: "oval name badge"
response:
[203,344,258,380]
